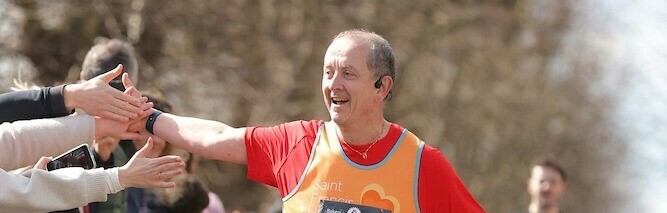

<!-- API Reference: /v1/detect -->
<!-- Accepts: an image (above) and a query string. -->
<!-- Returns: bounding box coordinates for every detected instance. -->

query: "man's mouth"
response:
[331,98,349,105]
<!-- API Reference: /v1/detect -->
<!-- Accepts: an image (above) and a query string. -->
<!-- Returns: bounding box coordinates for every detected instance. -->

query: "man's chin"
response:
[330,114,347,125]
[538,199,556,208]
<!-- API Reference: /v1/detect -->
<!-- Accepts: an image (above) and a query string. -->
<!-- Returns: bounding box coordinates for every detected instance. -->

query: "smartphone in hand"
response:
[46,144,97,171]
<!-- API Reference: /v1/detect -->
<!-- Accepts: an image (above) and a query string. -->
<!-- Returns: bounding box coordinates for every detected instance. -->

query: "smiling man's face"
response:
[322,37,379,127]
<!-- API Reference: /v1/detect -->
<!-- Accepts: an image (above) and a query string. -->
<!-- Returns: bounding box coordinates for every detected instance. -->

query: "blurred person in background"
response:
[143,170,211,213]
[80,38,139,92]
[77,38,142,213]
[122,29,485,212]
[519,158,567,213]
[175,142,226,213]
[183,150,226,213]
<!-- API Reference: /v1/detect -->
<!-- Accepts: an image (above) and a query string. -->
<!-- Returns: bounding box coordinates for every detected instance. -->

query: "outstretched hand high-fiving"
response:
[64,64,148,122]
[120,72,152,134]
[118,137,184,189]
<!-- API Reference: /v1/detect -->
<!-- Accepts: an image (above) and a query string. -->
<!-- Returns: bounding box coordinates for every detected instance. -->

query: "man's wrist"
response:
[146,109,163,135]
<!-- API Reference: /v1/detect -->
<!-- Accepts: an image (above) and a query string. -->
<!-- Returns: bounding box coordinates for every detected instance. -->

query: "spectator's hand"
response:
[64,64,147,122]
[132,132,169,158]
[94,137,121,161]
[33,156,53,170]
[127,117,149,133]
[122,72,142,98]
[123,72,151,133]
[118,137,184,188]
[94,102,153,140]
[132,132,149,148]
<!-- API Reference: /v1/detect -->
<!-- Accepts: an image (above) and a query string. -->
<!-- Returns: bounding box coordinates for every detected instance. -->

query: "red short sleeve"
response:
[244,120,322,188]
[418,145,486,212]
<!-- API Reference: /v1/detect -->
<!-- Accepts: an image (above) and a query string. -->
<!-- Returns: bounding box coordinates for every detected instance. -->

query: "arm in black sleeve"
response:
[0,85,72,123]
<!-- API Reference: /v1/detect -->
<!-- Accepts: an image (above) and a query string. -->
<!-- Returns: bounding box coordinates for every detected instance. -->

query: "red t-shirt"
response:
[245,120,485,212]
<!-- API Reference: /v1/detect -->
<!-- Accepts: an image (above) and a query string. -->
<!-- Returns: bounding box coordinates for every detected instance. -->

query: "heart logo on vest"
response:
[360,183,400,212]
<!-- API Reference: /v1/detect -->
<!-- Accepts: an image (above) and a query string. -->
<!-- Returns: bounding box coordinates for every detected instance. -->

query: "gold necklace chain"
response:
[343,121,387,159]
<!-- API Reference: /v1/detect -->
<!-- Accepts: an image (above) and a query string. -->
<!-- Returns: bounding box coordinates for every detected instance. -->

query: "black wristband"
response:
[146,109,163,135]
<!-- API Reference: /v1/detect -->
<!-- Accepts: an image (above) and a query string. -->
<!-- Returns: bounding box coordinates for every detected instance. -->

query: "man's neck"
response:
[336,118,388,146]
[528,202,560,213]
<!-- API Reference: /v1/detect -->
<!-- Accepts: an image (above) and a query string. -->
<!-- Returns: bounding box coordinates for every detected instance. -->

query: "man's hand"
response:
[64,64,146,122]
[118,137,185,188]
[122,72,150,133]
[94,100,153,140]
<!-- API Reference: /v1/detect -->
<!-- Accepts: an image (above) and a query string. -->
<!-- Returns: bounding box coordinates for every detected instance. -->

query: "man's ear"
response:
[377,76,393,101]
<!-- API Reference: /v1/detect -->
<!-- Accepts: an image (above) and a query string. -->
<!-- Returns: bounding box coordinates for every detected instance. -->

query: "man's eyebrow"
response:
[324,64,356,70]
[341,65,356,70]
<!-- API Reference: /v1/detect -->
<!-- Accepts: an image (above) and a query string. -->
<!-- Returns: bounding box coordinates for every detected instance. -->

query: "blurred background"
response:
[1,0,665,212]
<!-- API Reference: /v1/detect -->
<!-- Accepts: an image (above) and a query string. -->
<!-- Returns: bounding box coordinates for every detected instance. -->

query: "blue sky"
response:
[577,0,667,211]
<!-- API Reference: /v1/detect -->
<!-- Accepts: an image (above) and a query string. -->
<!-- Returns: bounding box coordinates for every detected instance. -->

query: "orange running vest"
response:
[283,122,425,213]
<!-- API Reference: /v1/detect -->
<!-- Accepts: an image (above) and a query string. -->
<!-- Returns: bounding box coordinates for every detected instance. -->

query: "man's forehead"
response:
[324,39,369,65]
[326,38,369,54]
[531,166,563,180]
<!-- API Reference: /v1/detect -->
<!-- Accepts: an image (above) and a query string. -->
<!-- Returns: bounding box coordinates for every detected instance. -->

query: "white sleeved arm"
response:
[0,167,124,213]
[0,114,95,170]
[103,167,124,194]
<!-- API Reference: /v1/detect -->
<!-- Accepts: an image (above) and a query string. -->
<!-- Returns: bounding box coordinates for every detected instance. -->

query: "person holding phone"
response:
[0,137,185,212]
[0,66,152,171]
[0,94,177,212]
[46,144,98,171]
[0,112,147,171]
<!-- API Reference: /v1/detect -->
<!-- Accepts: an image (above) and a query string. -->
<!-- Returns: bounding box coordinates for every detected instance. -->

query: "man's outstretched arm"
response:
[133,112,248,164]
[121,72,248,164]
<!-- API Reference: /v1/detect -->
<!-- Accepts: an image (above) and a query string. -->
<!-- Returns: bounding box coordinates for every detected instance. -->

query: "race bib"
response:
[318,200,392,213]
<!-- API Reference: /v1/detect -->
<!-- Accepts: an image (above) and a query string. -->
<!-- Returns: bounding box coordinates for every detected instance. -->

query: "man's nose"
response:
[327,72,344,91]
[540,182,552,191]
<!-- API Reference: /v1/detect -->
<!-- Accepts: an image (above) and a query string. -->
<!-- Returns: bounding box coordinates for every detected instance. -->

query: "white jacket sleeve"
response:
[0,114,95,170]
[0,167,124,213]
